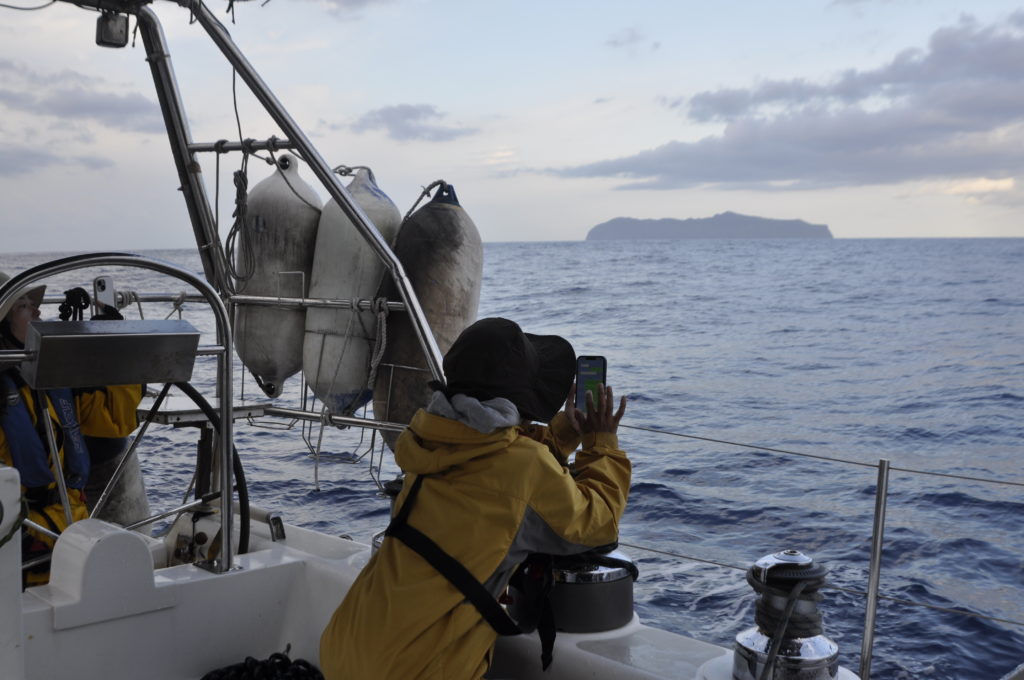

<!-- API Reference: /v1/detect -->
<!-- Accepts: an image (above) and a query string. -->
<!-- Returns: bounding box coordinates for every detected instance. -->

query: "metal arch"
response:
[0,252,237,573]
[173,1,446,384]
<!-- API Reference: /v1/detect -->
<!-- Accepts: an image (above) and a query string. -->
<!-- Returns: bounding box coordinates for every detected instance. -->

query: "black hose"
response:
[174,381,250,555]
[746,564,829,680]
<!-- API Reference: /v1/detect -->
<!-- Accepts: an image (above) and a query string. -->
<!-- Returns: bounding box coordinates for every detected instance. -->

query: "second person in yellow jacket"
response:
[0,272,143,585]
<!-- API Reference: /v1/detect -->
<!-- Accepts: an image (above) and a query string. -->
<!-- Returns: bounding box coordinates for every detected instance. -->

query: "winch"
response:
[733,549,840,680]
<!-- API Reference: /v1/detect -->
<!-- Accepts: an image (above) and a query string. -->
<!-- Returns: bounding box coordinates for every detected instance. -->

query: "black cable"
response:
[757,580,810,680]
[173,381,250,555]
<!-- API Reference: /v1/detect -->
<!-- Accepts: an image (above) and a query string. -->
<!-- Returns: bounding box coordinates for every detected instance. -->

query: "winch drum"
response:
[510,549,636,633]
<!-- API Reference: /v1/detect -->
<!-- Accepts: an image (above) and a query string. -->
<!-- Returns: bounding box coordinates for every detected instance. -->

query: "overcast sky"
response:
[1,0,1022,251]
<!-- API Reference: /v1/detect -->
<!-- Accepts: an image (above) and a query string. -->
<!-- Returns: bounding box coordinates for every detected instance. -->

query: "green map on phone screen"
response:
[576,358,605,410]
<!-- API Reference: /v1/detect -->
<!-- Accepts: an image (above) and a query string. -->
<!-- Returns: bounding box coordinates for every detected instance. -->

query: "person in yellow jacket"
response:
[0,272,143,585]
[320,317,630,679]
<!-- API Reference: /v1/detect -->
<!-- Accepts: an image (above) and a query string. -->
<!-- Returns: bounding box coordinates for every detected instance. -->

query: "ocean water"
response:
[2,239,1022,679]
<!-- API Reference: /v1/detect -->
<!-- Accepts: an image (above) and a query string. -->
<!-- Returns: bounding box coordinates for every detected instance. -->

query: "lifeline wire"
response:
[617,542,1024,630]
[619,423,1024,488]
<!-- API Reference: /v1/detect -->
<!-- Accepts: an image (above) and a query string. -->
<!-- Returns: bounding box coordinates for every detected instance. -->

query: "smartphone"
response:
[93,275,117,314]
[575,355,607,411]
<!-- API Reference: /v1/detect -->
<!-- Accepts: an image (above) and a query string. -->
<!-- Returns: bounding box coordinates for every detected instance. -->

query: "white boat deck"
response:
[2,467,863,680]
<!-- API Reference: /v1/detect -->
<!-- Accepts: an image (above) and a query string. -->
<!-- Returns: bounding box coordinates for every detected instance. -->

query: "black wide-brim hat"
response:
[442,317,575,423]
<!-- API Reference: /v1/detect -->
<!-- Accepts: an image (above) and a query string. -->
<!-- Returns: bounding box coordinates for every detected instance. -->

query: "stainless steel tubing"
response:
[137,8,227,294]
[0,253,236,573]
[0,349,32,366]
[189,139,296,154]
[124,492,221,531]
[22,518,60,542]
[184,1,445,384]
[230,294,407,312]
[860,458,890,680]
[263,406,407,433]
[38,402,75,527]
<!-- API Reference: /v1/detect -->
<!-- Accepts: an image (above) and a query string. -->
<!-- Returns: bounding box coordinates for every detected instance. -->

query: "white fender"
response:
[234,153,322,398]
[373,183,483,448]
[303,168,402,414]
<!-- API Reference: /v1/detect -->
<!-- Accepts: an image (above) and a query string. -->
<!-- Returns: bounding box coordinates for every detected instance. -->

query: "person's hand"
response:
[565,383,583,434]
[581,384,626,435]
[91,305,123,321]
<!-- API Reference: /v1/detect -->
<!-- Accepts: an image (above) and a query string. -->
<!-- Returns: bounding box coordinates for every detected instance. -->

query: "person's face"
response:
[7,295,41,343]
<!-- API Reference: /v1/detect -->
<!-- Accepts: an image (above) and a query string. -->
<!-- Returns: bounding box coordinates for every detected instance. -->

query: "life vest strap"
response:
[385,474,522,637]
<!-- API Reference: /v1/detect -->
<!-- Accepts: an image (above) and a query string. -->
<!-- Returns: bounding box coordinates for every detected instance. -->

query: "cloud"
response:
[606,28,660,54]
[0,60,163,134]
[0,145,112,177]
[302,0,395,19]
[945,177,1015,195]
[350,104,478,142]
[555,13,1024,190]
[0,146,62,177]
[306,0,393,7]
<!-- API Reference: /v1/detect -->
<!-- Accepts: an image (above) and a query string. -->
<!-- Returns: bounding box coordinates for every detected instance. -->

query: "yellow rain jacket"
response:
[320,404,631,680]
[1,375,142,582]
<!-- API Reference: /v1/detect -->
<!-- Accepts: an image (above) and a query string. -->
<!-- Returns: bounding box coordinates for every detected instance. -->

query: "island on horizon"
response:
[586,212,833,240]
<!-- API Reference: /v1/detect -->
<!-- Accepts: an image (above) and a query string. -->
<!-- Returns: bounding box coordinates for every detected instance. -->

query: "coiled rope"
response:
[200,646,322,680]
[58,287,90,321]
[365,297,390,400]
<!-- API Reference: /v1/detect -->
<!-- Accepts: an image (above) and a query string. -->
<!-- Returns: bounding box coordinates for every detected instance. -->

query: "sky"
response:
[1,0,1023,251]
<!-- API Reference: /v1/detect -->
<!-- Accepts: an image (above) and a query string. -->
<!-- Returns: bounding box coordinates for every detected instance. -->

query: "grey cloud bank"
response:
[0,60,163,135]
[557,13,1024,191]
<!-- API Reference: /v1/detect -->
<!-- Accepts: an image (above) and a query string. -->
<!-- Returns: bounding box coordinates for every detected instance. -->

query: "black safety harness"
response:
[384,474,558,669]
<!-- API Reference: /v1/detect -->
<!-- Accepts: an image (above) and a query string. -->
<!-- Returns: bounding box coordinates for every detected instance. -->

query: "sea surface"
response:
[3,239,1022,679]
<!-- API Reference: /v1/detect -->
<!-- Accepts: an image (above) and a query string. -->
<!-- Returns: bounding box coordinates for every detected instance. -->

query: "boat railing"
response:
[616,422,1024,679]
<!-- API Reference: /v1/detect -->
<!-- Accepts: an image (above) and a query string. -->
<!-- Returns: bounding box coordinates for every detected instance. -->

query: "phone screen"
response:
[575,356,607,411]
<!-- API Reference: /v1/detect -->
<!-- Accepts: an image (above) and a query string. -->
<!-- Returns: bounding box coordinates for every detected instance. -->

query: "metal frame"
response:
[133,2,445,384]
[0,253,235,572]
[9,0,449,574]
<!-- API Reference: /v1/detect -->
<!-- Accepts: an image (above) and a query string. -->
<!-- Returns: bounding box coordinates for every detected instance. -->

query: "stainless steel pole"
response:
[263,405,406,433]
[229,294,407,312]
[137,7,229,294]
[185,1,445,383]
[37,404,74,527]
[859,458,890,680]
